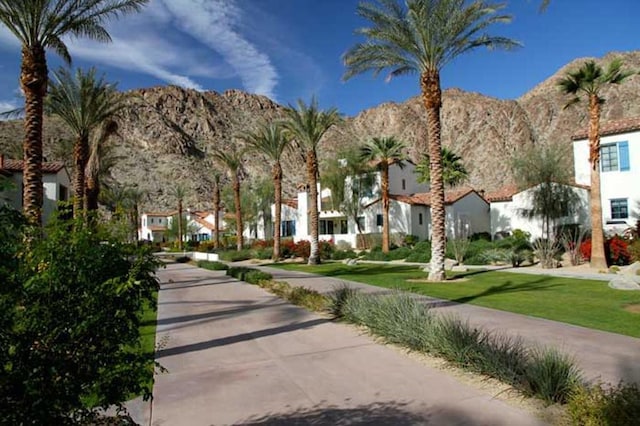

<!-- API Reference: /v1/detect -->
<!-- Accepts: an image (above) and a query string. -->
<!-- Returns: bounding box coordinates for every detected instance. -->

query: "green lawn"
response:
[271,263,640,338]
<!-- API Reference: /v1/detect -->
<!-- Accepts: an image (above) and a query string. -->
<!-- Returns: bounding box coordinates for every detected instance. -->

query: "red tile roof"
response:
[486,182,590,202]
[193,216,217,231]
[144,211,178,217]
[376,187,484,207]
[571,116,640,140]
[0,158,66,173]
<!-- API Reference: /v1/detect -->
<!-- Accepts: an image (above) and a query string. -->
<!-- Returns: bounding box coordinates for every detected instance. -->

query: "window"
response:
[356,216,365,231]
[402,179,406,190]
[340,219,348,234]
[143,218,146,227]
[281,220,296,237]
[59,185,68,201]
[419,213,423,225]
[601,142,630,172]
[611,198,628,220]
[376,214,383,227]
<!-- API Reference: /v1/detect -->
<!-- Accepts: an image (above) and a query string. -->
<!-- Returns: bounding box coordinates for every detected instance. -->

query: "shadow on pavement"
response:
[238,400,476,425]
[154,301,281,326]
[156,318,328,359]
[161,279,237,290]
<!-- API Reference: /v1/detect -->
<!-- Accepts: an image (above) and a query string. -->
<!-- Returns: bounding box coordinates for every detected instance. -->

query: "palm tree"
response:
[238,122,291,259]
[0,0,148,225]
[211,148,245,251]
[85,120,120,212]
[415,147,469,187]
[211,171,223,249]
[282,98,341,265]
[47,67,125,218]
[361,137,407,253]
[343,0,518,281]
[170,185,187,250]
[558,59,632,269]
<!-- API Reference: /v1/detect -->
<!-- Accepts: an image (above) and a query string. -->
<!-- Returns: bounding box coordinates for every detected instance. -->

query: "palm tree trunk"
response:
[72,135,89,219]
[213,182,221,249]
[421,70,446,281]
[85,175,99,211]
[233,173,243,251]
[178,200,183,250]
[273,163,283,260]
[381,162,390,253]
[588,94,607,269]
[20,45,48,226]
[307,150,321,264]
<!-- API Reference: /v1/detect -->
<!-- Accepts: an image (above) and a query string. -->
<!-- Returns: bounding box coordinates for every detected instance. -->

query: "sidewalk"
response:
[247,262,640,387]
[148,263,546,425]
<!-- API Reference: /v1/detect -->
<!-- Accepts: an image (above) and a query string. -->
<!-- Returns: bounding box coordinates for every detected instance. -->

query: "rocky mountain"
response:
[2,51,640,211]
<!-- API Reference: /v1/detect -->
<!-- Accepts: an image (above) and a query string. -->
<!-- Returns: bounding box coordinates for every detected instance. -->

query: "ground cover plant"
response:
[0,208,160,424]
[197,260,229,271]
[270,263,640,337]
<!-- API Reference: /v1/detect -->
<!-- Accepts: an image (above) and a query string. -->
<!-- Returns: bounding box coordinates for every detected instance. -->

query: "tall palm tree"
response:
[416,147,468,187]
[343,0,518,281]
[238,122,291,259]
[282,98,341,265]
[211,148,245,251]
[558,59,632,269]
[47,67,125,218]
[211,171,223,249]
[85,120,120,212]
[0,0,148,225]
[361,136,407,253]
[170,184,187,250]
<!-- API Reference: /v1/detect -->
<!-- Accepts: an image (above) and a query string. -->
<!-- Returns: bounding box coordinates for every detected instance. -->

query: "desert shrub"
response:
[628,240,640,263]
[319,240,335,260]
[184,240,200,251]
[198,241,218,253]
[287,287,327,311]
[608,235,631,266]
[327,284,360,318]
[525,348,581,404]
[226,266,254,281]
[244,270,273,284]
[294,240,311,259]
[218,249,253,262]
[0,212,160,424]
[405,241,432,263]
[470,232,492,242]
[252,247,273,260]
[331,249,358,260]
[580,237,631,266]
[197,260,229,271]
[403,234,420,247]
[568,382,640,426]
[533,238,562,268]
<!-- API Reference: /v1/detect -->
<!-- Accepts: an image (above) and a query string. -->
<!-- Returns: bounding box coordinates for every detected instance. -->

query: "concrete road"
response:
[148,263,546,425]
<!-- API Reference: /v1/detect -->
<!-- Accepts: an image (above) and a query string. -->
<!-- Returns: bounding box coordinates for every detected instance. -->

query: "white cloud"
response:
[158,0,279,99]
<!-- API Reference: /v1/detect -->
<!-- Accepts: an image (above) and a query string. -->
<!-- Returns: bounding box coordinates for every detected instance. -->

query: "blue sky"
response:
[0,0,639,116]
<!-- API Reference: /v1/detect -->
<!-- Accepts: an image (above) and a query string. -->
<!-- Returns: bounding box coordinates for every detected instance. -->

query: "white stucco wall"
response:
[447,192,490,238]
[574,132,640,233]
[490,185,590,240]
[5,168,70,224]
[388,163,429,195]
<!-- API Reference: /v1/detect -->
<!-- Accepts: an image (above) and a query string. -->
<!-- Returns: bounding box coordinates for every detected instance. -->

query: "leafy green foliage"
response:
[568,382,640,425]
[415,147,468,187]
[197,260,229,271]
[226,267,273,285]
[0,210,160,424]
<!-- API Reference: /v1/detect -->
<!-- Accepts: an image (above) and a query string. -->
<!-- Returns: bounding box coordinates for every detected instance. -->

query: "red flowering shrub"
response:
[293,240,311,259]
[607,235,630,266]
[579,240,592,262]
[579,236,630,266]
[251,239,273,249]
[281,239,297,258]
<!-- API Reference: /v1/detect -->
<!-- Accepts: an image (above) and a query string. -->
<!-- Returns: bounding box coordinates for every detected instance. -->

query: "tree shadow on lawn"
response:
[239,400,479,425]
[449,276,562,304]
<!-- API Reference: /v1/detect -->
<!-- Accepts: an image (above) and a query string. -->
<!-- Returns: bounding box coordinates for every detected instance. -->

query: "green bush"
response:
[327,284,360,318]
[568,382,640,425]
[226,266,254,280]
[288,286,327,311]
[252,247,273,260]
[405,240,432,263]
[525,348,581,404]
[197,260,229,271]
[332,249,358,260]
[174,255,191,263]
[245,270,273,284]
[219,249,253,262]
[0,210,159,424]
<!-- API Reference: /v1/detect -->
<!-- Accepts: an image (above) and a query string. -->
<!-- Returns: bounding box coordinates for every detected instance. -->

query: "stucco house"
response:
[572,117,640,234]
[139,209,228,243]
[487,183,590,240]
[139,211,175,242]
[0,155,71,223]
